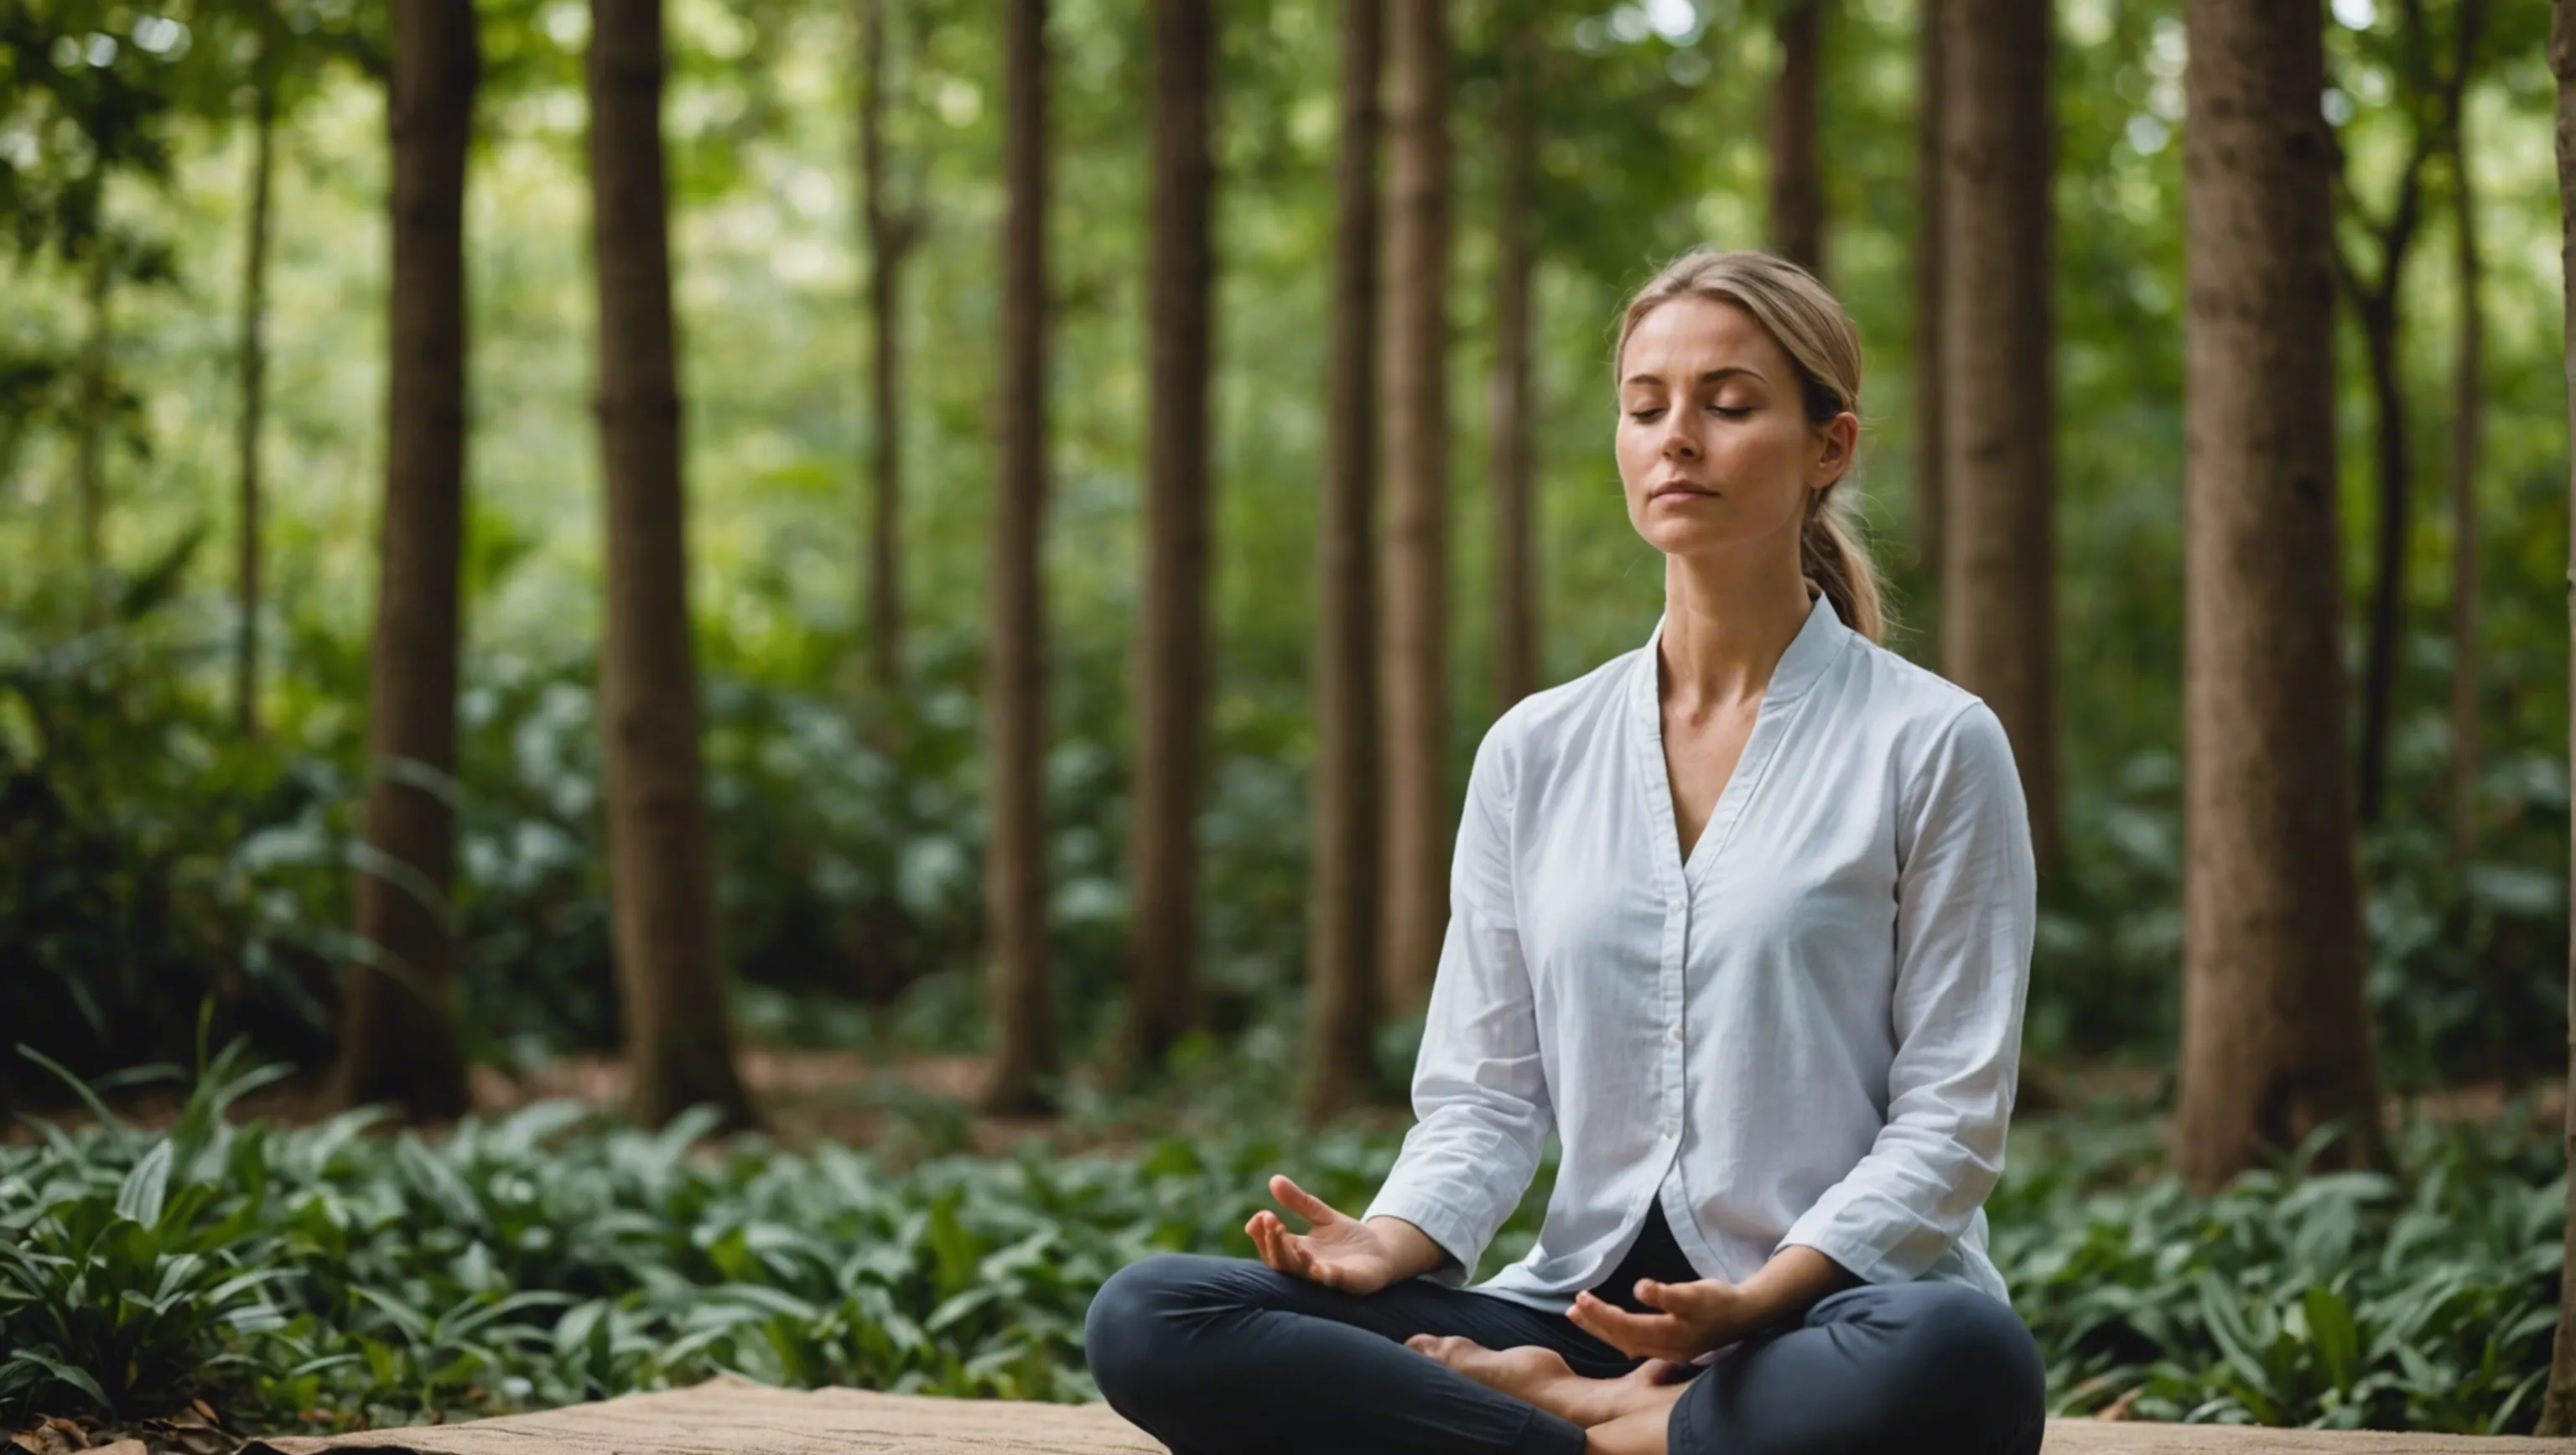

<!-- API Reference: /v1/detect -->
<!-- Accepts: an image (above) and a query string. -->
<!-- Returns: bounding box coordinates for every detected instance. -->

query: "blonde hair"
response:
[1611,247,1889,644]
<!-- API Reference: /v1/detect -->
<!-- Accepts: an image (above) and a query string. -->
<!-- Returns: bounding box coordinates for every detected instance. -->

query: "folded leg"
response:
[1083,1254,1636,1455]
[1665,1280,2046,1455]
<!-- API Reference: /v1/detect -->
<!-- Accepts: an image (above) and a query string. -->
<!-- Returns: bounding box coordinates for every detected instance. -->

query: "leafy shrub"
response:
[1,1047,2563,1437]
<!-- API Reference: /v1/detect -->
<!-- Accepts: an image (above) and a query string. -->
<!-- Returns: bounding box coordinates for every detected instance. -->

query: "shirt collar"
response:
[1633,588,1851,715]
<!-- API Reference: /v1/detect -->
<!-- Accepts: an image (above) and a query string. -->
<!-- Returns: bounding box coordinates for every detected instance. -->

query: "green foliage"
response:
[0,1047,2563,1436]
[1993,1104,2567,1432]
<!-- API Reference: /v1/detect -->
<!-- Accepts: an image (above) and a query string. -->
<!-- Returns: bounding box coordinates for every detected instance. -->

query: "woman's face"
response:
[1614,294,1855,565]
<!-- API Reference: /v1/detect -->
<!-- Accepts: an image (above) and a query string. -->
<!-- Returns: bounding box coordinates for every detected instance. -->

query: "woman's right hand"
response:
[1244,1174,1414,1295]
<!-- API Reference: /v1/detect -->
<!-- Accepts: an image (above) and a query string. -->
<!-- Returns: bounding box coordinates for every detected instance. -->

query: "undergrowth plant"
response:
[0,1044,2562,1436]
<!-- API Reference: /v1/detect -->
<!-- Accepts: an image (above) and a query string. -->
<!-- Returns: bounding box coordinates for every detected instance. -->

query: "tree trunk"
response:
[2352,291,2409,829]
[859,0,908,694]
[1125,0,1216,1073]
[1488,20,1536,713]
[1935,0,2058,873]
[1303,0,1384,1123]
[2174,0,2388,1193]
[1913,2,1944,641]
[329,0,477,1121]
[2339,0,2477,829]
[588,0,754,1130]
[2537,2,2576,1434]
[2446,58,2483,864]
[982,0,1057,1115]
[75,235,109,623]
[1766,0,1823,276]
[236,72,276,740]
[1378,0,1450,1016]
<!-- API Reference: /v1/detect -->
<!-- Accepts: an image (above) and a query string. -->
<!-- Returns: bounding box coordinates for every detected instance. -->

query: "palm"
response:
[1245,1175,1395,1294]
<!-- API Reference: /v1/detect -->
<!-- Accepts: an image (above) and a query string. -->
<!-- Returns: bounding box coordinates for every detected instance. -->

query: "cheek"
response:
[1612,429,1648,485]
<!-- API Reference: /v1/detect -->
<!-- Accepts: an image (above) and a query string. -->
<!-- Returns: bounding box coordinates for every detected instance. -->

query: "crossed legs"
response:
[1084,1254,2047,1455]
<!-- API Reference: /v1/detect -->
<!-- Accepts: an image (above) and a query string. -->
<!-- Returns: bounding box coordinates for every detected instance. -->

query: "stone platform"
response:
[238,1375,2573,1454]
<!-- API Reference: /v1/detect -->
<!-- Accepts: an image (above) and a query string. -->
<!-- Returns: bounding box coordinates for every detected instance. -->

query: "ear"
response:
[1813,411,1858,486]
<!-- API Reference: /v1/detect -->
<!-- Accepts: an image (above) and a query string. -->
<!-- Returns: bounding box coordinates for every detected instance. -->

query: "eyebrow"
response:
[1621,366,1768,389]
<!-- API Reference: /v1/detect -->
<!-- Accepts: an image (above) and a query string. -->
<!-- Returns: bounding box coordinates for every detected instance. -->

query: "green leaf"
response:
[114,1139,172,1229]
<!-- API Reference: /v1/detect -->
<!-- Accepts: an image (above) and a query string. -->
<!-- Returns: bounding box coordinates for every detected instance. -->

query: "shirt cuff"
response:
[1773,1189,1940,1287]
[1363,1182,1484,1289]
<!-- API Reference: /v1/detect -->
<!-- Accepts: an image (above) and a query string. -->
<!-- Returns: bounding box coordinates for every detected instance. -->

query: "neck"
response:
[1657,546,1814,709]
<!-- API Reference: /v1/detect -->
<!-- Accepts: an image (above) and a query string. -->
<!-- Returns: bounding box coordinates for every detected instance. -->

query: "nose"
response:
[1659,414,1701,461]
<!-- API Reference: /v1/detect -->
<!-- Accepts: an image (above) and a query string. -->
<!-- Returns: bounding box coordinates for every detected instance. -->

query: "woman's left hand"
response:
[1566,1277,1763,1362]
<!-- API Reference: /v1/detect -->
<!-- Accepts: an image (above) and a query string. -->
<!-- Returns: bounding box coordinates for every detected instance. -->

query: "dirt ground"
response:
[7,1047,2560,1161]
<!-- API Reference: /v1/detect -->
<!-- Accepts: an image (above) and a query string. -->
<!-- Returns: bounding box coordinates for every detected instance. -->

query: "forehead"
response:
[1620,294,1781,382]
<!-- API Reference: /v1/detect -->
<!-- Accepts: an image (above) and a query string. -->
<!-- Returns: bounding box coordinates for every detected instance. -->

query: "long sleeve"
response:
[1773,699,2036,1285]
[1362,722,1555,1288]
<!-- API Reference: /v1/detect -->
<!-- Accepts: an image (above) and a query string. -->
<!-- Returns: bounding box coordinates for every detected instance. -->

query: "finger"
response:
[1251,1214,1291,1272]
[1635,1278,1716,1314]
[1270,1175,1348,1228]
[1571,1295,1690,1356]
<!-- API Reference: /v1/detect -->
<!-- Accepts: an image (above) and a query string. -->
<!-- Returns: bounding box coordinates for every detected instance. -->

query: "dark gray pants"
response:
[1083,1250,2047,1455]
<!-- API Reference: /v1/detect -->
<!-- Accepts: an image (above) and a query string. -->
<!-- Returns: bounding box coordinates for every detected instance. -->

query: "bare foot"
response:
[1404,1337,1682,1428]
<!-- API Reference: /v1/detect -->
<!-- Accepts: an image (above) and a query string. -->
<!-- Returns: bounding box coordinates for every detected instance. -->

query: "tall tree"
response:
[2541,2,2576,1433]
[2446,47,2483,862]
[328,0,478,1120]
[588,0,754,1130]
[1913,3,1944,639]
[1936,0,2058,871]
[982,0,1057,1115]
[1766,0,1824,275]
[235,34,278,738]
[74,235,110,623]
[1488,3,1537,712]
[1378,0,1451,1014]
[1125,0,1217,1071]
[857,0,923,694]
[1303,0,1385,1121]
[2174,0,2388,1193]
[2332,0,2483,829]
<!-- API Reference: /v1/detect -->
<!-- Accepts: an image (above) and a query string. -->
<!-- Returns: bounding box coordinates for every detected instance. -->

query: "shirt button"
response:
[1668,1026,1684,1045]
[1659,1120,1678,1139]
[1667,899,1685,915]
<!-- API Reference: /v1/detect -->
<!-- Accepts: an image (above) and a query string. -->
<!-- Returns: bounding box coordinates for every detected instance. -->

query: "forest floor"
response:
[7,1044,2562,1158]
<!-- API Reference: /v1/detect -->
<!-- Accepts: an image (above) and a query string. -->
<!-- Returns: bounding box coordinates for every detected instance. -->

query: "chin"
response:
[1639,522,1740,559]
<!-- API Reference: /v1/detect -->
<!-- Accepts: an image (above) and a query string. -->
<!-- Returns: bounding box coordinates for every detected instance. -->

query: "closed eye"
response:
[1628,408,1667,423]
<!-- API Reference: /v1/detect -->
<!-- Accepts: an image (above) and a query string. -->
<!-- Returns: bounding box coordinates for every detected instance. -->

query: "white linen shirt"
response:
[1362,589,2036,1313]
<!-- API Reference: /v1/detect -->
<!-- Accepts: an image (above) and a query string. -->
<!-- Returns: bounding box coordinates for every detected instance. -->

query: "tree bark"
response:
[1378,0,1450,1015]
[2447,46,2483,864]
[1766,0,1823,276]
[588,0,754,1130]
[1935,0,2058,873]
[859,0,911,694]
[1488,18,1536,713]
[2174,0,2389,1193]
[236,70,276,740]
[329,0,477,1120]
[983,0,1057,1115]
[2537,1,2576,1434]
[1772,0,1834,277]
[1303,0,1384,1123]
[1913,2,1944,642]
[1125,0,1217,1072]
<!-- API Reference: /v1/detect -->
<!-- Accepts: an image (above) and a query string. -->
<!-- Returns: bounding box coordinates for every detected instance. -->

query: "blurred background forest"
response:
[4,0,2576,1441]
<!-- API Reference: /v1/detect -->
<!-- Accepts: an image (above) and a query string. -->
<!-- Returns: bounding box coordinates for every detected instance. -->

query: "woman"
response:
[1082,247,2048,1455]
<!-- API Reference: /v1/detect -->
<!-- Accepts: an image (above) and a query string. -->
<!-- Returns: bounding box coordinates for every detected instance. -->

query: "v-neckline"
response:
[1632,591,1841,891]
[1660,685,1764,873]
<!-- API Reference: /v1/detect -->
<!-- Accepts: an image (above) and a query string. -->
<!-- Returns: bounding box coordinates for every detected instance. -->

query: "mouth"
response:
[1649,482,1719,501]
